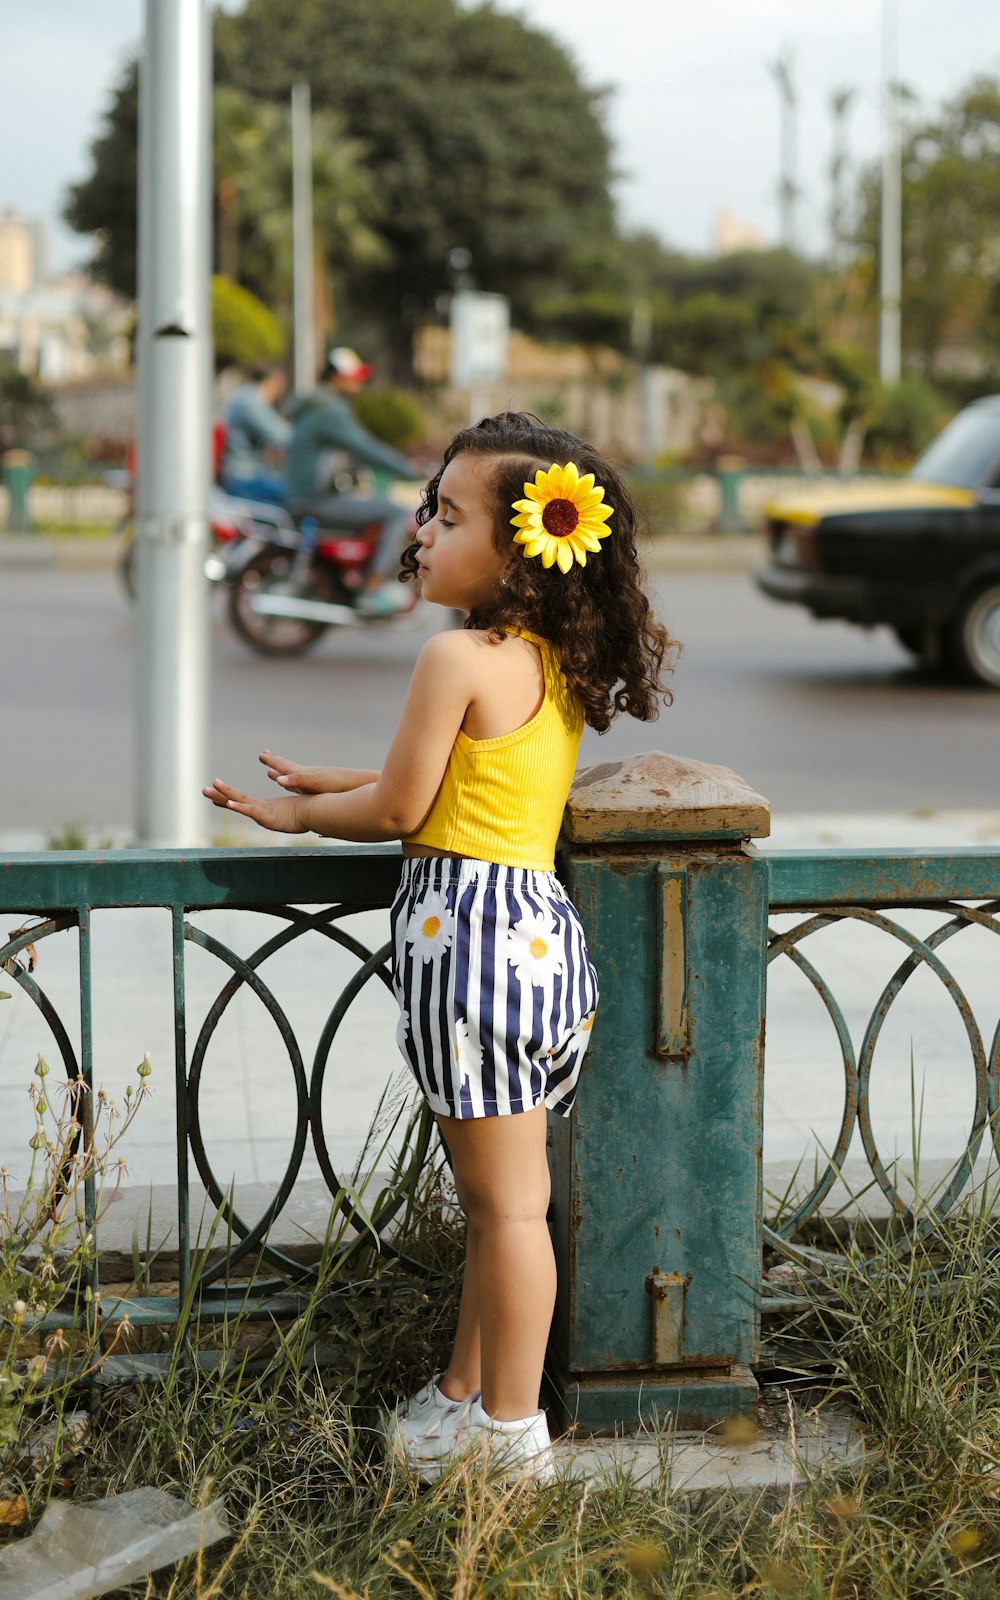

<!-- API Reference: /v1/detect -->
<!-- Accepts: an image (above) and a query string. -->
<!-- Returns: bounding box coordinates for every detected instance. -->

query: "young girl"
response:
[204,411,676,1483]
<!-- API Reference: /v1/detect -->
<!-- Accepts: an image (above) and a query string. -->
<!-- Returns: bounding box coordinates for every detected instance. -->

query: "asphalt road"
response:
[2,564,998,835]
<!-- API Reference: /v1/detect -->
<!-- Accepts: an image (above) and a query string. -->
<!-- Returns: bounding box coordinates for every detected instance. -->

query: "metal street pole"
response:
[135,0,212,847]
[631,298,656,466]
[291,82,316,394]
[879,0,902,384]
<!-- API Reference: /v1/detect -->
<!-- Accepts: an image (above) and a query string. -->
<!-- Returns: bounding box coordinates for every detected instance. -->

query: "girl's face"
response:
[415,453,512,611]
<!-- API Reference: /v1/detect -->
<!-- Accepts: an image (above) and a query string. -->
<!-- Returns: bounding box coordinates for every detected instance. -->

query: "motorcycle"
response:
[222,500,424,657]
[117,484,291,601]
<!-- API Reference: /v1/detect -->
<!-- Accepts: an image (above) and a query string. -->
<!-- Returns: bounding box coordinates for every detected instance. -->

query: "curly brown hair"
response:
[399,412,680,732]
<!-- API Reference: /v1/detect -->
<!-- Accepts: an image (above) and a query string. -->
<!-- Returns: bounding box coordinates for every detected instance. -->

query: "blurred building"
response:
[414,325,708,461]
[0,208,35,293]
[714,208,767,254]
[0,208,131,381]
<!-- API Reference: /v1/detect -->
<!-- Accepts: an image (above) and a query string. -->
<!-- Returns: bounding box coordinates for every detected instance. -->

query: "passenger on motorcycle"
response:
[284,346,424,616]
[220,362,291,505]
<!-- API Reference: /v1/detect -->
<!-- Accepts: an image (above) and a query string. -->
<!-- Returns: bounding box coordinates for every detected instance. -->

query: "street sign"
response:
[449,290,509,389]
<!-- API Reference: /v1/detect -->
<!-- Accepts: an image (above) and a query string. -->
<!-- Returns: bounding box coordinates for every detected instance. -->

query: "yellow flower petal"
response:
[510,461,613,574]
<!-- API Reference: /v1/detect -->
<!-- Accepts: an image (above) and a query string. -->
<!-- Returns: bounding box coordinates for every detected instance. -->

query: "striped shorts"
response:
[389,855,600,1120]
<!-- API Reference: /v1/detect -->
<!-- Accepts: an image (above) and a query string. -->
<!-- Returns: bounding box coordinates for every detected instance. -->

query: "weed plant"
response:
[0,1052,152,1496]
[4,1062,1000,1596]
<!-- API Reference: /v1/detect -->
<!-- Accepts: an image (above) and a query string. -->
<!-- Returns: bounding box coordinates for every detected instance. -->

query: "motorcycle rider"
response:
[220,362,291,505]
[284,346,424,616]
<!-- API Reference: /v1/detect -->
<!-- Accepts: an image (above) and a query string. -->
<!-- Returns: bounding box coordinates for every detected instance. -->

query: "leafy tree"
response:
[531,292,633,352]
[352,386,426,449]
[226,100,388,339]
[64,60,139,299]
[211,277,285,369]
[854,76,1000,383]
[0,371,58,452]
[866,376,948,463]
[65,0,615,361]
[651,294,756,376]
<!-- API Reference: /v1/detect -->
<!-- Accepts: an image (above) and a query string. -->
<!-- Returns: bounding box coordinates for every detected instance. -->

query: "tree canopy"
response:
[65,0,615,358]
[855,76,1000,387]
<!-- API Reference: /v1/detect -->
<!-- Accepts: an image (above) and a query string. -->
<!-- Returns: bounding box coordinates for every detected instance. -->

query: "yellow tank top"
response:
[403,630,584,871]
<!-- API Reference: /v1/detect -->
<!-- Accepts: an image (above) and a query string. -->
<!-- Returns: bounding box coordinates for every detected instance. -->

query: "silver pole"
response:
[291,82,316,394]
[631,298,655,466]
[135,0,212,847]
[879,0,902,384]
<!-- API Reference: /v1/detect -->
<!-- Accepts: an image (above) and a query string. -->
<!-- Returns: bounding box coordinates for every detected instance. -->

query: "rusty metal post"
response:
[550,751,771,1432]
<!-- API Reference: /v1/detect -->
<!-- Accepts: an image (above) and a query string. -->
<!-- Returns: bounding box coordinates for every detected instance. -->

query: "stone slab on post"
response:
[550,751,771,1432]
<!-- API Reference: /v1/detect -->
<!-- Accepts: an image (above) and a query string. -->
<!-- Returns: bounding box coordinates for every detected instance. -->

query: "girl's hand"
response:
[258,750,376,795]
[202,778,309,834]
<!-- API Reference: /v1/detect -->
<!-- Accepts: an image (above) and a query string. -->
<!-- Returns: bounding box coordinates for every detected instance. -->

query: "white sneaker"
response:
[461,1397,558,1484]
[385,1373,481,1483]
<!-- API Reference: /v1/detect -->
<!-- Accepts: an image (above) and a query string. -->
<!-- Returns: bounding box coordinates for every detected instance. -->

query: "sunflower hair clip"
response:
[510,462,613,574]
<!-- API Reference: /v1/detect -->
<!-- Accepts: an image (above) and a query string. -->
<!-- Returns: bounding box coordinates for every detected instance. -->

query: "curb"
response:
[0,534,121,572]
[0,533,766,578]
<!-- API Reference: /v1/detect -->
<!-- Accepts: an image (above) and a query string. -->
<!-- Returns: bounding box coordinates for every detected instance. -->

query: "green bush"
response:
[867,376,948,462]
[211,276,285,369]
[352,386,426,450]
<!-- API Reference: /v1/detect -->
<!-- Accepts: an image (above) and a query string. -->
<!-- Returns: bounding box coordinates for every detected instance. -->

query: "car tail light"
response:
[772,521,818,569]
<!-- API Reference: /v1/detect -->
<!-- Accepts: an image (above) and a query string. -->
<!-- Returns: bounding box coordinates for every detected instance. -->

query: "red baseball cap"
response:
[322,346,373,381]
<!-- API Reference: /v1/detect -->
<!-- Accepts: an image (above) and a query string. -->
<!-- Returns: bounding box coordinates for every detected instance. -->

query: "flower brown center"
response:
[541,498,579,538]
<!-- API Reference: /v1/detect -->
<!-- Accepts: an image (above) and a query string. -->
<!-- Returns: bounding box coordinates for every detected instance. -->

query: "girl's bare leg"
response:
[437,1227,482,1400]
[435,1105,553,1421]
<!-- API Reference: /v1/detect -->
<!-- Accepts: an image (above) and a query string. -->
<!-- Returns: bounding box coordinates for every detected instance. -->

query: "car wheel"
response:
[892,623,925,657]
[892,621,948,667]
[946,582,1000,687]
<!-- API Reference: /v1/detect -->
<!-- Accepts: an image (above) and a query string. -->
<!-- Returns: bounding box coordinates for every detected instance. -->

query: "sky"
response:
[3,0,1000,277]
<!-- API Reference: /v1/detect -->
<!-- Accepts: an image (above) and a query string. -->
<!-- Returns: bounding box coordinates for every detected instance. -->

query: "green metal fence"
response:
[2,761,998,1428]
[0,846,433,1332]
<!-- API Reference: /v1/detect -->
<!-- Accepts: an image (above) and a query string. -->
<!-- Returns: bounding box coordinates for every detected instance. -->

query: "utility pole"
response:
[770,49,800,251]
[631,298,656,466]
[291,82,316,394]
[828,86,857,270]
[134,0,212,847]
[879,0,902,384]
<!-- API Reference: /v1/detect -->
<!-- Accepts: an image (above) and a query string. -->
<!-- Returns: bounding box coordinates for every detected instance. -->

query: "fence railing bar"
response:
[77,905,98,1295]
[171,904,190,1301]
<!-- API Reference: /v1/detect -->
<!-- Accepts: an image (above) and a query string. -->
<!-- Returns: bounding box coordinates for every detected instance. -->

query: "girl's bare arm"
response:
[204,631,479,841]
[258,750,381,794]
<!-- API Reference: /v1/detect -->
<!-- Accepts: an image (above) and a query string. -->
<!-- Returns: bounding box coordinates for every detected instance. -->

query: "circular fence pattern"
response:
[764,898,1000,1257]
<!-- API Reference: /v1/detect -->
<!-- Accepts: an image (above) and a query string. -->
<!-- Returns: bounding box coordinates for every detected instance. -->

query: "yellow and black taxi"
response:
[754,395,1000,687]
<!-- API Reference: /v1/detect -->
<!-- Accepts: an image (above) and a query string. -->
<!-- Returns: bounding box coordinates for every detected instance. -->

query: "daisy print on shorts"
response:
[567,1011,596,1049]
[507,911,566,987]
[405,889,453,963]
[453,1015,481,1087]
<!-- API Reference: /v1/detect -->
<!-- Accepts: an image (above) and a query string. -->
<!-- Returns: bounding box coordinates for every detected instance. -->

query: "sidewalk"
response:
[0,530,768,576]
